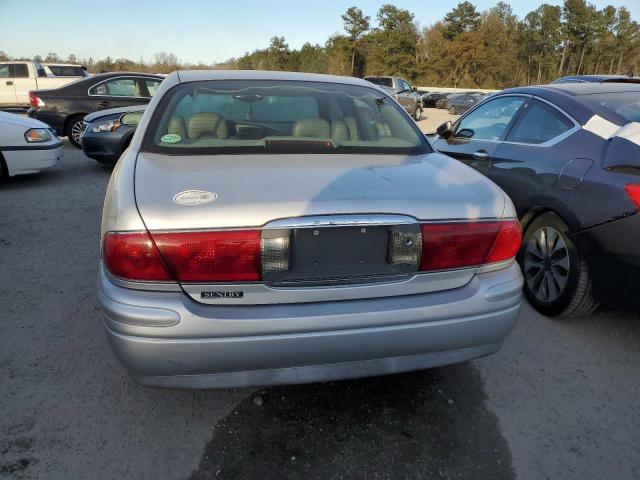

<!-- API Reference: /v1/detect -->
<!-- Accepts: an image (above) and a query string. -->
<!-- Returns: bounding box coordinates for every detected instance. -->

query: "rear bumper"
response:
[572,212,640,310]
[98,264,523,388]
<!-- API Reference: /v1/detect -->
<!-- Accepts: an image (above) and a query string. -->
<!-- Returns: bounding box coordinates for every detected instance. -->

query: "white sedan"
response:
[0,111,63,178]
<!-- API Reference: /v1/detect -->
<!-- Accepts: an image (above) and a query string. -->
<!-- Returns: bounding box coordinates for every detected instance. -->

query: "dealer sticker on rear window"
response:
[160,133,181,143]
[173,190,218,205]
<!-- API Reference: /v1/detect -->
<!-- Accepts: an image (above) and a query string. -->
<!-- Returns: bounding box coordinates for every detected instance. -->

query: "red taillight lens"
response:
[103,232,173,281]
[419,220,521,272]
[624,184,640,209]
[28,91,43,109]
[486,220,522,264]
[152,230,261,282]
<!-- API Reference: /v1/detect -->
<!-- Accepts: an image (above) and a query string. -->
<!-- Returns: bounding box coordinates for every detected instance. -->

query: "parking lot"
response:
[1,110,639,480]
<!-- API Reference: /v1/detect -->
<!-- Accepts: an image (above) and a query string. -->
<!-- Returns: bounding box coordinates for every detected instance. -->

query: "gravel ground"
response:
[1,136,639,480]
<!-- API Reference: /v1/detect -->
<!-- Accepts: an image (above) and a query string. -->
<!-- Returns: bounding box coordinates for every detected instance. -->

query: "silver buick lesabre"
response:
[98,71,523,389]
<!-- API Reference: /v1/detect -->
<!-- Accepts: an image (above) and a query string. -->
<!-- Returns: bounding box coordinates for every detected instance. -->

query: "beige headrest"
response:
[344,117,359,140]
[167,116,186,138]
[292,118,330,138]
[187,112,229,140]
[331,121,350,142]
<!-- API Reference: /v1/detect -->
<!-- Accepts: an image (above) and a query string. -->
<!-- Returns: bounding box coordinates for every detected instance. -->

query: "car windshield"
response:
[143,80,430,155]
[581,92,640,123]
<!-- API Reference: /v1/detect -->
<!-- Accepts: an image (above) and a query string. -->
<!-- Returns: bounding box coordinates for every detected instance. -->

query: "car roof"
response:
[176,70,374,88]
[492,83,640,125]
[553,74,640,83]
[504,82,640,96]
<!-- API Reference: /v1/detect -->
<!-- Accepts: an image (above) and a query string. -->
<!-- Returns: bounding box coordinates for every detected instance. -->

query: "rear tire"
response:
[519,212,598,318]
[413,105,422,121]
[66,115,86,149]
[449,106,457,115]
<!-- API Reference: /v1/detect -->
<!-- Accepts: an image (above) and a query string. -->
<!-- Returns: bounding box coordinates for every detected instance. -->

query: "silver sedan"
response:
[98,70,523,389]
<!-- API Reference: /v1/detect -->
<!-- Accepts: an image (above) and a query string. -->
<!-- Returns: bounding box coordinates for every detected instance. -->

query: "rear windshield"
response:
[364,77,393,88]
[47,65,87,77]
[581,92,640,123]
[143,80,430,155]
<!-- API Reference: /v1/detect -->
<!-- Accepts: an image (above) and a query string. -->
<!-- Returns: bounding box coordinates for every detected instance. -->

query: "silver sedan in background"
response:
[98,71,523,389]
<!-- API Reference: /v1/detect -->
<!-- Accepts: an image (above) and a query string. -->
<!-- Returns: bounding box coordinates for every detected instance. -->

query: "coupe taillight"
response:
[624,184,640,209]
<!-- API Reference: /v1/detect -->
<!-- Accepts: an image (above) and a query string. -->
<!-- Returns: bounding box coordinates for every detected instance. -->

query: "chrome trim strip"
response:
[263,214,418,229]
[102,265,181,292]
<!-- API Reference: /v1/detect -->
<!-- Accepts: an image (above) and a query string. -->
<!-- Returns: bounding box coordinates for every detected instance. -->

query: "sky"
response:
[1,0,639,65]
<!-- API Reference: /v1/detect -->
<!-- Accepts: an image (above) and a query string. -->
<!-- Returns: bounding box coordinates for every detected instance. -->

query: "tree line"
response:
[1,0,638,89]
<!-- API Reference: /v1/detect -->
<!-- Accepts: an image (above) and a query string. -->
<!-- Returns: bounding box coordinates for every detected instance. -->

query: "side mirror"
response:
[120,111,144,127]
[436,121,454,139]
[411,86,417,92]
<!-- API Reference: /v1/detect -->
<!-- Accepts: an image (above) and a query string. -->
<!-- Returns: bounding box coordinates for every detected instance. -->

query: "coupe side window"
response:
[0,65,9,78]
[90,78,141,97]
[455,96,526,141]
[506,100,575,144]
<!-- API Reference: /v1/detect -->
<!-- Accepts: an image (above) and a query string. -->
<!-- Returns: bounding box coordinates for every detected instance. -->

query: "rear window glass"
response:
[507,100,574,144]
[364,77,393,88]
[47,66,86,76]
[581,92,640,123]
[12,64,28,78]
[143,80,430,156]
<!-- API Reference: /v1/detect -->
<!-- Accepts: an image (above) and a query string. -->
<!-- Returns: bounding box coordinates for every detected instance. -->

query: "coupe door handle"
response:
[472,150,489,160]
[98,101,110,107]
[6,81,13,86]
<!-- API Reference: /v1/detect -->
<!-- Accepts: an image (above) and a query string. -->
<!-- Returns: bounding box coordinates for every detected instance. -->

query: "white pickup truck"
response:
[0,62,89,109]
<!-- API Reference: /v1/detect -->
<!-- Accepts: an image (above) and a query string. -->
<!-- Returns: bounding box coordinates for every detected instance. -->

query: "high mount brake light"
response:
[103,220,521,283]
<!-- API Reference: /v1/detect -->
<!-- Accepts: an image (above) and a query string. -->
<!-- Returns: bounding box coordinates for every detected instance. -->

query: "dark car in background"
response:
[436,93,460,109]
[446,93,485,115]
[420,91,448,108]
[432,83,640,317]
[80,105,145,164]
[27,72,163,147]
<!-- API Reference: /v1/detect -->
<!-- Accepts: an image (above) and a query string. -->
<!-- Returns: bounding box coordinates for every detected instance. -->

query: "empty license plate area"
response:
[262,224,421,286]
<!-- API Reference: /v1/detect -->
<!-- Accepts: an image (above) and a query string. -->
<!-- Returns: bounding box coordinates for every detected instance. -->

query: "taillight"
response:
[28,91,44,109]
[419,220,521,272]
[152,230,261,282]
[486,220,522,263]
[103,232,173,281]
[624,184,640,209]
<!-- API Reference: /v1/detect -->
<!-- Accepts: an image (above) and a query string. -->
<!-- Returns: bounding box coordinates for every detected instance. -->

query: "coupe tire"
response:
[449,106,457,115]
[519,212,598,318]
[66,115,86,149]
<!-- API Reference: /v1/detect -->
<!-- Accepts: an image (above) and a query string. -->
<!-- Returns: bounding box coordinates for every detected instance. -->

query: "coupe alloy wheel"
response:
[524,226,570,303]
